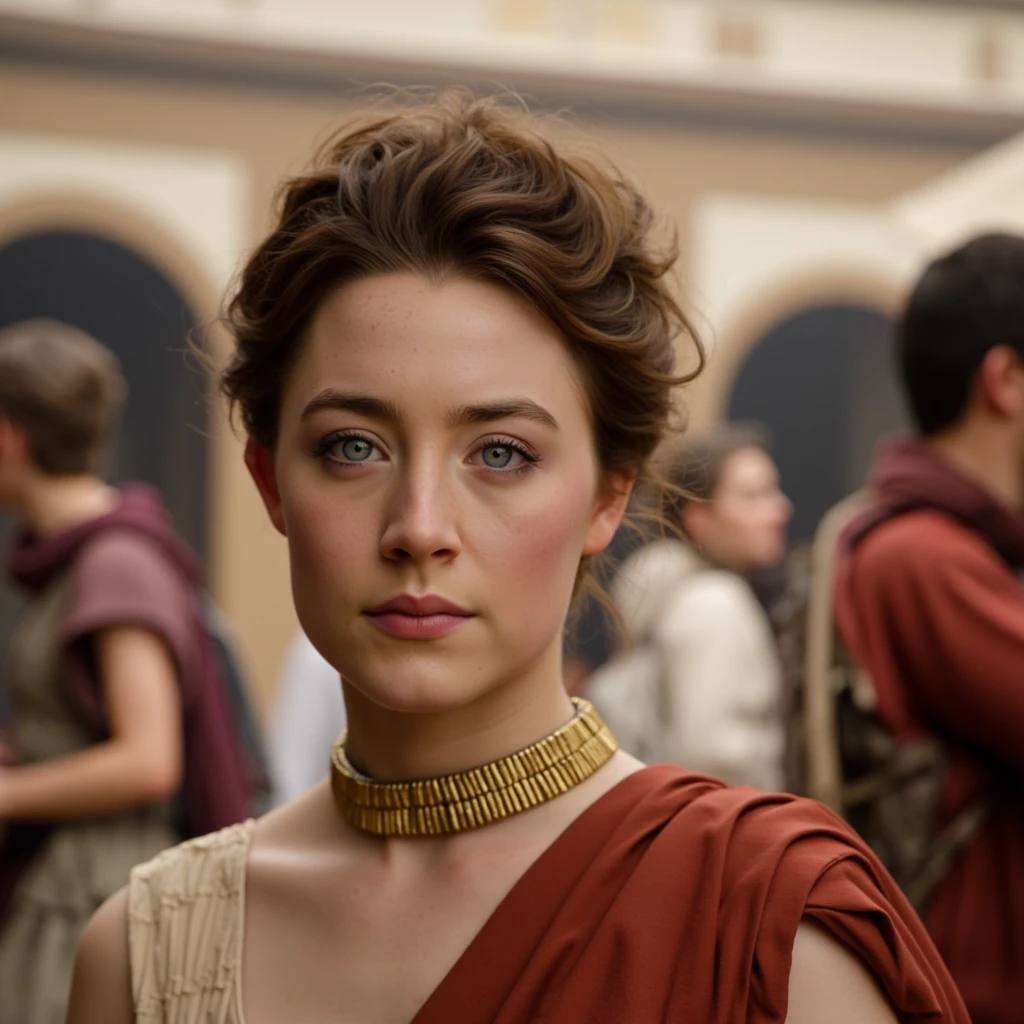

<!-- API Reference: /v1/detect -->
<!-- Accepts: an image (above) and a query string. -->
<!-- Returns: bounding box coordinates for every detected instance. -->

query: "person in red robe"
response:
[834,233,1024,1024]
[68,93,968,1024]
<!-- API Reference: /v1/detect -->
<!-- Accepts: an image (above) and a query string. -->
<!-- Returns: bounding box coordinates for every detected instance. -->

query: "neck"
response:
[14,473,118,536]
[684,536,742,575]
[341,641,575,781]
[928,421,1024,509]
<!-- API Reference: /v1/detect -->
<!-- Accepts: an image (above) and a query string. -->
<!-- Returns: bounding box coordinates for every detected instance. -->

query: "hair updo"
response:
[222,91,702,492]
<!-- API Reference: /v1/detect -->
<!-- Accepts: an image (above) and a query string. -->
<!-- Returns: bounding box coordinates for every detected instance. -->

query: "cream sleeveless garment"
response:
[128,820,256,1023]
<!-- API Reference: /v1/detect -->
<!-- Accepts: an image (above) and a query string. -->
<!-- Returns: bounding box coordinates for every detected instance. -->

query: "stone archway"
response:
[0,199,221,709]
[686,273,908,543]
[0,228,208,548]
[727,300,909,544]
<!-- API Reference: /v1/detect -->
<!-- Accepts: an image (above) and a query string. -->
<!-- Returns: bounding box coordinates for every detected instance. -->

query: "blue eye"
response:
[472,437,540,475]
[481,445,515,469]
[340,437,374,462]
[314,432,382,467]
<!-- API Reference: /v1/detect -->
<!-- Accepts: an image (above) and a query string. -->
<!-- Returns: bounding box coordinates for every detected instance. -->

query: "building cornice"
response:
[3,1,1024,148]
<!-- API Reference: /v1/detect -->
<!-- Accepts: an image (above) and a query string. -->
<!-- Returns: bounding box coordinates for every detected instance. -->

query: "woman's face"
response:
[683,447,792,571]
[248,272,629,714]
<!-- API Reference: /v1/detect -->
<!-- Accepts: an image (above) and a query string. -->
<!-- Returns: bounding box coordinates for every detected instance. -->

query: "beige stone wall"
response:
[0,60,971,712]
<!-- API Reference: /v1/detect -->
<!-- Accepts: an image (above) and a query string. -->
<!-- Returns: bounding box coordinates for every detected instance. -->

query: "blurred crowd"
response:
[0,230,1022,1023]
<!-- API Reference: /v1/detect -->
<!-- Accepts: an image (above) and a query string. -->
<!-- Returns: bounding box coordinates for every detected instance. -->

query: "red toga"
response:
[412,765,966,1023]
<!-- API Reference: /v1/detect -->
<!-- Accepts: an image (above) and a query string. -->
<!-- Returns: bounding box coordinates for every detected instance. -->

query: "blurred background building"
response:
[2,0,1023,711]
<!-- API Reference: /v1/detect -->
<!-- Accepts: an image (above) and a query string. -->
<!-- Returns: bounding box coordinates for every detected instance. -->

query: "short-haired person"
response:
[596,426,791,789]
[834,233,1024,1024]
[70,94,966,1024]
[0,321,251,1024]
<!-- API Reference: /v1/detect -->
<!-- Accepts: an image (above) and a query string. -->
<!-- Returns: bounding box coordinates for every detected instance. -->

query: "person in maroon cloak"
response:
[69,93,968,1024]
[0,321,251,1024]
[835,233,1024,1024]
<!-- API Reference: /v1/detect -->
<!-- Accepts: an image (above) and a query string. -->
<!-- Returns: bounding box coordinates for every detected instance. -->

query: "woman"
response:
[592,426,792,789]
[68,94,966,1023]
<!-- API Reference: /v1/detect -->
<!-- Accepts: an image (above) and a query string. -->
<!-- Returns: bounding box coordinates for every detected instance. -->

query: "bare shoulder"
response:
[67,887,134,1024]
[246,781,364,907]
[786,921,898,1024]
[250,779,350,858]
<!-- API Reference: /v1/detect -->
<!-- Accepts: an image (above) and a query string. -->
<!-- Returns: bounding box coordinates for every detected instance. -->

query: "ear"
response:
[582,468,636,556]
[244,438,287,536]
[680,498,715,548]
[0,418,15,458]
[979,346,1024,418]
[0,417,29,463]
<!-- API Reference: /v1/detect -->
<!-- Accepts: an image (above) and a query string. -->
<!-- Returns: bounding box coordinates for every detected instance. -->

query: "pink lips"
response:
[363,594,475,640]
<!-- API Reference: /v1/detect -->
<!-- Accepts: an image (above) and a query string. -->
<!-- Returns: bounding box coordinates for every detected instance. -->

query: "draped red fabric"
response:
[5,484,252,839]
[835,438,1024,1024]
[414,766,967,1024]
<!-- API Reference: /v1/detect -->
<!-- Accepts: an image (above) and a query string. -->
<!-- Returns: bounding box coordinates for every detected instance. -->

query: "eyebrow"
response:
[301,390,559,430]
[447,399,559,431]
[301,390,402,423]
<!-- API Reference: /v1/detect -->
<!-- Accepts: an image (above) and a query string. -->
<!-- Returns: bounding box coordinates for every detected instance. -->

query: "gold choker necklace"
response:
[330,697,618,837]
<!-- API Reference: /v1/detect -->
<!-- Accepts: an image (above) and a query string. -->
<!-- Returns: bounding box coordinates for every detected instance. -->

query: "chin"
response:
[751,535,787,568]
[342,657,497,716]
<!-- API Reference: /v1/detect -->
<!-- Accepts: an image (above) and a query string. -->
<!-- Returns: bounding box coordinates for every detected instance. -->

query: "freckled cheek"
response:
[281,488,380,606]
[474,488,592,616]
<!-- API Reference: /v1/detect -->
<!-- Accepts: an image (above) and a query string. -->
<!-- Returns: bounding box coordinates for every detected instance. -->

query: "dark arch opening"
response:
[728,301,910,544]
[0,229,209,705]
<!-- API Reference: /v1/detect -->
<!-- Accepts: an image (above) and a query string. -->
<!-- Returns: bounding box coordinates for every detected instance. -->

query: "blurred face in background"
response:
[681,446,791,572]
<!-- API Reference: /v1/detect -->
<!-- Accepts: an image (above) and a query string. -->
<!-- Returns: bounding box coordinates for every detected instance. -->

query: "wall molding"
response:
[2,7,1023,151]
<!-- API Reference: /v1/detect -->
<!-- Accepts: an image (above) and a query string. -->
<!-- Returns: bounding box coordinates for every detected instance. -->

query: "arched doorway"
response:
[728,302,910,544]
[0,229,209,705]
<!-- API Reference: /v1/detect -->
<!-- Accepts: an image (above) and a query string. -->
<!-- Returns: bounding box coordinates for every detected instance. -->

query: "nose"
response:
[378,462,462,565]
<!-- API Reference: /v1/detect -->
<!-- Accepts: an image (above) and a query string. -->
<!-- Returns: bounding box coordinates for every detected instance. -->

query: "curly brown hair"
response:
[222,92,702,492]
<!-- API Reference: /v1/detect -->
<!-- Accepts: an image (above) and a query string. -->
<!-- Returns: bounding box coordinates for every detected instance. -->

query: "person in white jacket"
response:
[595,426,792,790]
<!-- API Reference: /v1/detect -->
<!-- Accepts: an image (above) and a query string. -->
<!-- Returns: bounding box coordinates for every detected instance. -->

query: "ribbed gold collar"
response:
[330,697,618,837]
